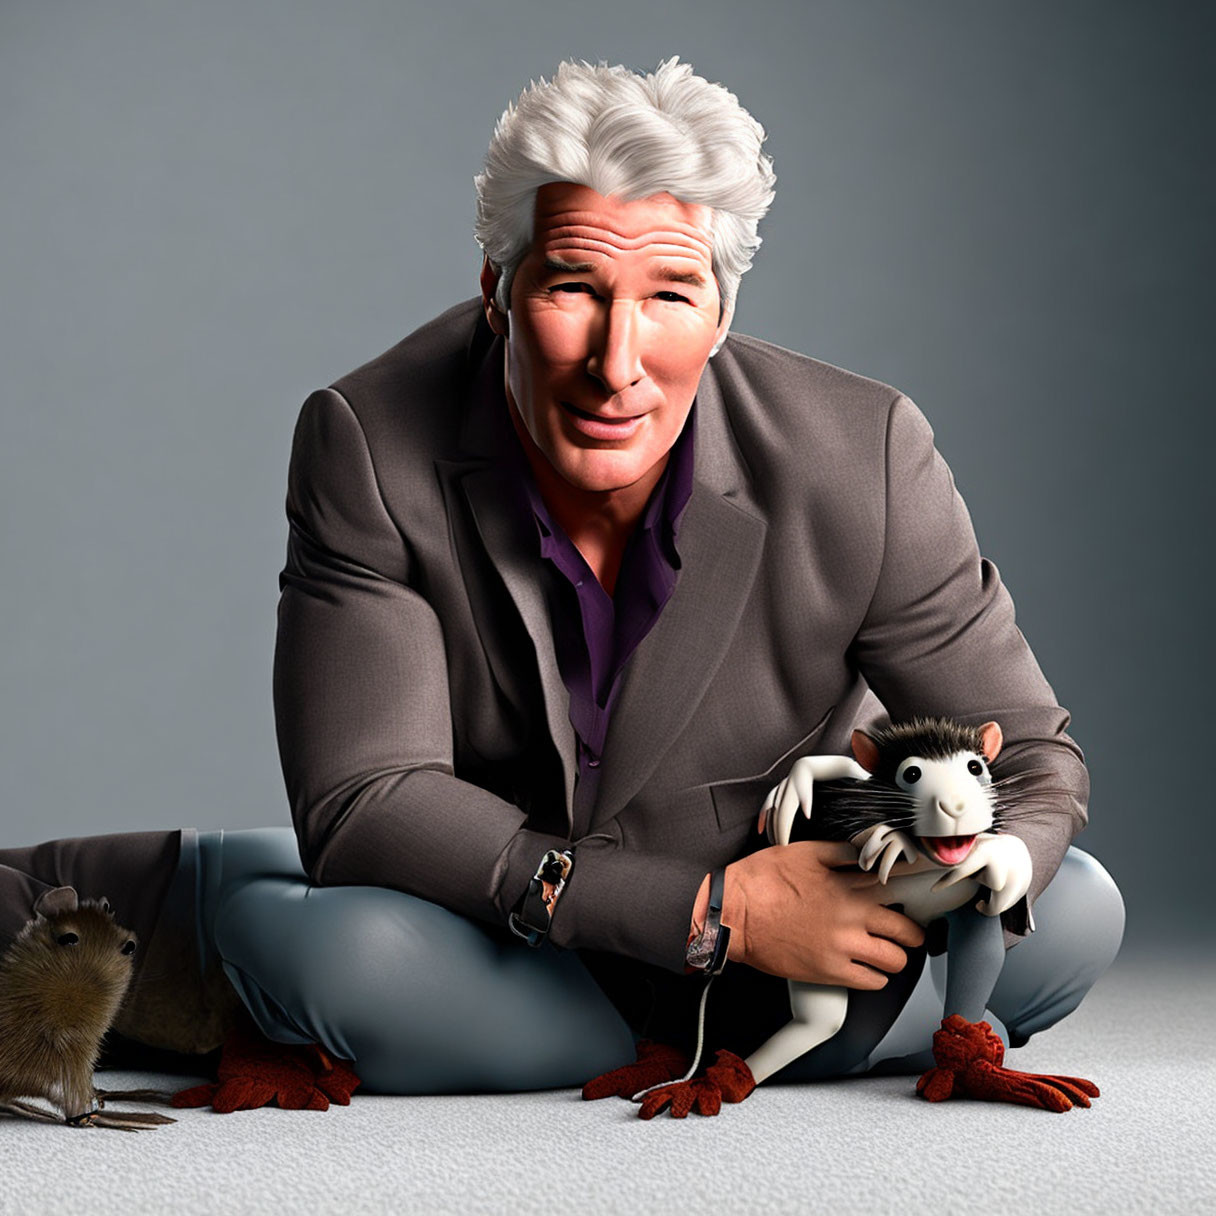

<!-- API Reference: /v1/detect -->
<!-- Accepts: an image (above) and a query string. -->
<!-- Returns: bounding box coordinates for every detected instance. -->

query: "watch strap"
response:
[509,848,574,947]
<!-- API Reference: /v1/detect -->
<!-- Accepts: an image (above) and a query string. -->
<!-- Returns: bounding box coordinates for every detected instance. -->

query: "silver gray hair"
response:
[474,58,776,312]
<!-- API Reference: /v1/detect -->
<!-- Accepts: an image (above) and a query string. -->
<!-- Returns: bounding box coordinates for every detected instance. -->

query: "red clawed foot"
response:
[582,1040,692,1101]
[637,1049,756,1120]
[917,1014,1099,1113]
[172,1015,361,1113]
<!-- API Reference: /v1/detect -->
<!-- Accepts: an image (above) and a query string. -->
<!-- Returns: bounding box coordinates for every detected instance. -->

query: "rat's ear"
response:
[978,721,1003,762]
[851,729,880,774]
[34,887,79,918]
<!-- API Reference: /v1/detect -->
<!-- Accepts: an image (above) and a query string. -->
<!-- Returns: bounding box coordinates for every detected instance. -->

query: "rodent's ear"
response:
[100,897,113,916]
[851,729,880,774]
[34,886,79,918]
[978,721,1003,763]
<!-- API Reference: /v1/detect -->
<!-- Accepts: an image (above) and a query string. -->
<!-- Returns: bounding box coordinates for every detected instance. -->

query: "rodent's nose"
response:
[936,799,967,817]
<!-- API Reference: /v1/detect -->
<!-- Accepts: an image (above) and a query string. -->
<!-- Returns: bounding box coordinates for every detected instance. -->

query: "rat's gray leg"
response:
[941,905,1007,1025]
[988,848,1124,1045]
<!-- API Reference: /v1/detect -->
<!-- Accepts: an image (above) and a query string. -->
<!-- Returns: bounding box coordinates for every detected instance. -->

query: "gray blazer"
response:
[273,299,1088,976]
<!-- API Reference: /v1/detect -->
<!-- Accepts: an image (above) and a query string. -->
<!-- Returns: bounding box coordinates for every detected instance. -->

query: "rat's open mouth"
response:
[919,835,978,866]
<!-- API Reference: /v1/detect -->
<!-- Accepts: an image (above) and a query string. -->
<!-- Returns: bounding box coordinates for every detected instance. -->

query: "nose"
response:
[586,300,644,394]
[936,799,967,817]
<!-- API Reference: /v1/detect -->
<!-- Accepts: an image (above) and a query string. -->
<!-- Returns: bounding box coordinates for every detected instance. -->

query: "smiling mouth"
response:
[561,401,645,440]
[563,402,639,423]
[919,835,978,866]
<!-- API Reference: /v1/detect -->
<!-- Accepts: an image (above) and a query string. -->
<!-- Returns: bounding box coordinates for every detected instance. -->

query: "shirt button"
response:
[587,757,600,769]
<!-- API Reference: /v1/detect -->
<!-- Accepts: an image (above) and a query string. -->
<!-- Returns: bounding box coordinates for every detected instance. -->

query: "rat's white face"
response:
[895,751,995,866]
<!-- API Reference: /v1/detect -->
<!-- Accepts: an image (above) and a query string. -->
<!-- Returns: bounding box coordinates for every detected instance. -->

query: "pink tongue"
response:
[932,836,975,865]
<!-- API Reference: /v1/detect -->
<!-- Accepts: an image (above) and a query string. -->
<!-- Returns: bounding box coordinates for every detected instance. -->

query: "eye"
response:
[548,282,596,296]
[900,765,921,785]
[121,940,136,956]
[967,759,984,776]
[655,291,690,303]
[57,932,79,947]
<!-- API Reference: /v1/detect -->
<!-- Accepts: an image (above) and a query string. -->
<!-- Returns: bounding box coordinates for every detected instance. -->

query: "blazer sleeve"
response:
[849,394,1089,920]
[273,387,707,970]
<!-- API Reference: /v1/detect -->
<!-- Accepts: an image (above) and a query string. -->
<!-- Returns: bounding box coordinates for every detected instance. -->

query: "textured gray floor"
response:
[2,953,1211,1216]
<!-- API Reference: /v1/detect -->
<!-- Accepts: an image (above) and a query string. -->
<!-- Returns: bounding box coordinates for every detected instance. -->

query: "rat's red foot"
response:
[582,1039,691,1101]
[172,1015,361,1113]
[917,1014,1098,1113]
[636,1049,755,1120]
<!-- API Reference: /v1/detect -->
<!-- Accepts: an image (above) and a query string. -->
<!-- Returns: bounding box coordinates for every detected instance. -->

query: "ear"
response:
[978,721,1003,762]
[708,296,735,358]
[34,886,79,918]
[851,729,880,774]
[480,256,509,336]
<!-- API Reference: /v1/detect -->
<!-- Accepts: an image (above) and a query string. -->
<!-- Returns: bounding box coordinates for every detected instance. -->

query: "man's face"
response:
[482,182,732,496]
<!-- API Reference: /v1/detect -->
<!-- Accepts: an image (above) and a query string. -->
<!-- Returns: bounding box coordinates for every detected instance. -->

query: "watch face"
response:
[686,925,719,971]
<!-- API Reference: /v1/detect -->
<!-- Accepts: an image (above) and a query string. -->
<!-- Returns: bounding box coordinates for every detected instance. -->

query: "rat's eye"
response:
[967,759,984,776]
[901,765,921,785]
[120,940,136,956]
[57,932,79,947]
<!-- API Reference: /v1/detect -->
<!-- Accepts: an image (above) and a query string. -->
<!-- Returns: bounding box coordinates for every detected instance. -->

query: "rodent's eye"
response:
[901,765,921,785]
[120,940,136,956]
[967,759,984,776]
[56,932,79,947]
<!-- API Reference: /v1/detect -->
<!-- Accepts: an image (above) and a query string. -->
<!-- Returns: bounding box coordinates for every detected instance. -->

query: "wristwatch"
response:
[685,867,731,974]
[509,848,574,947]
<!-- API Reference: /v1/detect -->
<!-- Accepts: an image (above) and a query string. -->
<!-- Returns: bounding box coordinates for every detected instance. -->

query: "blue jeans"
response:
[191,828,1124,1094]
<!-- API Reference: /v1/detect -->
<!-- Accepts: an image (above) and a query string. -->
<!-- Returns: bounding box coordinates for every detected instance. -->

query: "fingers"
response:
[856,935,910,976]
[841,962,890,991]
[868,906,925,949]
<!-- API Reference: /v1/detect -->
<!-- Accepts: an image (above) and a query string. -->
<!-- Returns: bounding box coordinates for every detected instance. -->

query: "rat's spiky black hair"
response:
[861,717,987,785]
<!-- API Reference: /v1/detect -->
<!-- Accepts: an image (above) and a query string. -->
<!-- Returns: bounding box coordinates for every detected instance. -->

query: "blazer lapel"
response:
[437,328,577,824]
[591,362,767,828]
[590,484,766,827]
[455,462,578,822]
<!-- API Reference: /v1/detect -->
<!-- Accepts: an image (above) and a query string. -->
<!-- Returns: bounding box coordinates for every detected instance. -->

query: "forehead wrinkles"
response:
[539,212,714,262]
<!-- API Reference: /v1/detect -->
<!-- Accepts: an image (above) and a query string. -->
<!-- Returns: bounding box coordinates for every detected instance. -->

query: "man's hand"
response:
[722,840,924,987]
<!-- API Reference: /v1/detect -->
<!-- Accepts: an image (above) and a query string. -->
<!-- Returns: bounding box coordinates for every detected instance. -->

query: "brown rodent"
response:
[0,886,137,1123]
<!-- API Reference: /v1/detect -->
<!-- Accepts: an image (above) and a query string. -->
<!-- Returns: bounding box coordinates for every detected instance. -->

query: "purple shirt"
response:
[491,373,696,828]
[521,411,695,757]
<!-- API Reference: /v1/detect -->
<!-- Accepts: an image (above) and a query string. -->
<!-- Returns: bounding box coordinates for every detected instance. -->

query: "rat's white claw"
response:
[789,762,816,816]
[841,758,871,783]
[857,827,883,871]
[878,843,903,885]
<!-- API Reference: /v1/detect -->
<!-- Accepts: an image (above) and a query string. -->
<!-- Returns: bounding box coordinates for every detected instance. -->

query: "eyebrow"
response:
[540,257,708,290]
[542,257,597,274]
[651,267,708,289]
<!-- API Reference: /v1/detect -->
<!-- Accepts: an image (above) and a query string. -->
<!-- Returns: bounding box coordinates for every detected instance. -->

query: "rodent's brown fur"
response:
[0,897,136,1121]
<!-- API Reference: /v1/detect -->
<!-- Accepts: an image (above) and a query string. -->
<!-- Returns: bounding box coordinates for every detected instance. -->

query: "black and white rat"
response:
[744,715,1035,1085]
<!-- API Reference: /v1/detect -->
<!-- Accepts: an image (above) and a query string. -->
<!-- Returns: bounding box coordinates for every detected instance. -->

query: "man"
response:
[0,59,1122,1107]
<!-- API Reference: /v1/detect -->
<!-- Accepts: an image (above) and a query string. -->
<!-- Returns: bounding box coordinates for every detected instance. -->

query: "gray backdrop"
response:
[1,1,1209,953]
